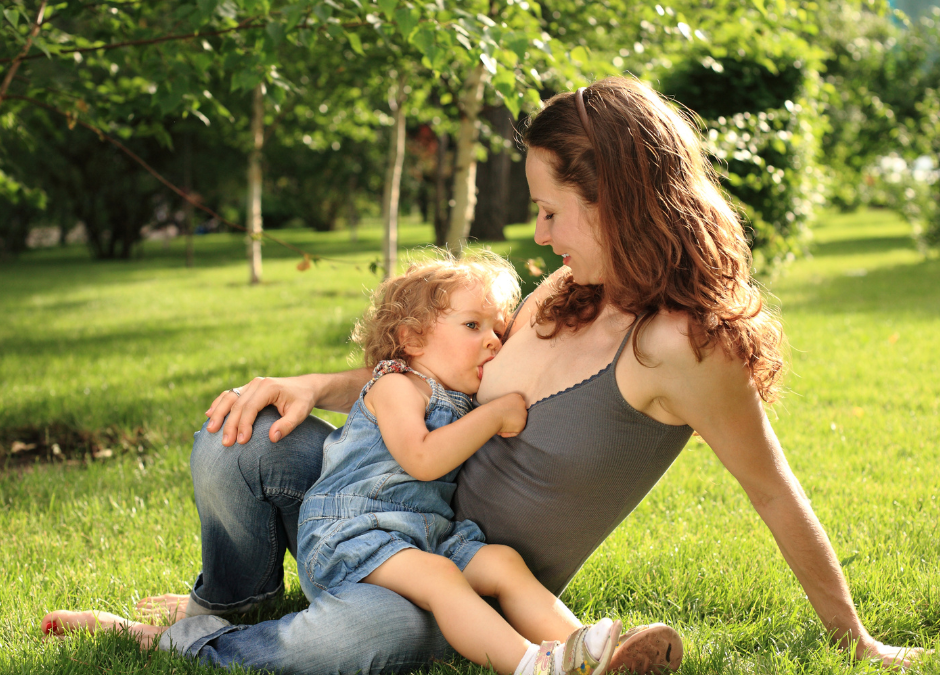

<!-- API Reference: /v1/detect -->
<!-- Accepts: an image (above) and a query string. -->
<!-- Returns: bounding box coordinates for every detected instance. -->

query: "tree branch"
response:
[3,94,335,264]
[0,17,372,64]
[0,0,49,104]
[0,16,265,65]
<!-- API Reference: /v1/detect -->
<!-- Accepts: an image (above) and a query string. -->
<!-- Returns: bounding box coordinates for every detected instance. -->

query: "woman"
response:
[47,77,927,673]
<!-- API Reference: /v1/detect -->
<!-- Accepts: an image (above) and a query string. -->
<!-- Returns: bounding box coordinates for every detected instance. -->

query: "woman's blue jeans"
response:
[158,407,453,674]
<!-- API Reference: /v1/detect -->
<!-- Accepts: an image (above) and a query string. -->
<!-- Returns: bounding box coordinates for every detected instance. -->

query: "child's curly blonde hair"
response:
[352,250,521,368]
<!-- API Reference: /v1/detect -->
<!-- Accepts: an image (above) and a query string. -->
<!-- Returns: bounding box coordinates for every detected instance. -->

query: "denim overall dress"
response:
[296,360,487,600]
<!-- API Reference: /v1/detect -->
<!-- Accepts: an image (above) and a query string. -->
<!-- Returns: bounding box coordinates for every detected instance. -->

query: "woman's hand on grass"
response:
[206,375,317,447]
[858,639,932,670]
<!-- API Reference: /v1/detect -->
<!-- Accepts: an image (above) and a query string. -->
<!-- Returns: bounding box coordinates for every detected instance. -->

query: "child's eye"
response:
[464,321,479,330]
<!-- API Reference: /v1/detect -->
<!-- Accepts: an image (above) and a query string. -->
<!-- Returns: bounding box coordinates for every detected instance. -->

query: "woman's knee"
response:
[191,407,331,504]
[190,407,283,495]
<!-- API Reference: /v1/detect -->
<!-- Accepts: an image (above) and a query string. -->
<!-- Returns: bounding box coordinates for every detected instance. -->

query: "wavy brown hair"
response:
[522,76,785,402]
[351,250,521,369]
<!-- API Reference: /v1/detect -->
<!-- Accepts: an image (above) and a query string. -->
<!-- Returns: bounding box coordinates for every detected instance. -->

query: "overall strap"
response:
[362,360,471,416]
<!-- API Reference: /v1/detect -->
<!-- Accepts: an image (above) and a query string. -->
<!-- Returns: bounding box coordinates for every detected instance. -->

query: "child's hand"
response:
[487,393,528,438]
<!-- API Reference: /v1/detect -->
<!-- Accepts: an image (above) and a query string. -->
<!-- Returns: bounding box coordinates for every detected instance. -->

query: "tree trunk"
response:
[183,133,195,268]
[347,173,359,243]
[433,131,450,247]
[247,84,264,285]
[506,147,533,225]
[381,74,407,280]
[445,64,486,254]
[470,105,515,241]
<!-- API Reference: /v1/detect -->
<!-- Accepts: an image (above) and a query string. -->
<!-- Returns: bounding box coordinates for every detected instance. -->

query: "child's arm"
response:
[369,374,526,481]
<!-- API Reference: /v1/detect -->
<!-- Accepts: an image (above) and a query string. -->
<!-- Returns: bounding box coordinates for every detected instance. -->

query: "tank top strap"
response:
[501,293,532,344]
[612,313,647,365]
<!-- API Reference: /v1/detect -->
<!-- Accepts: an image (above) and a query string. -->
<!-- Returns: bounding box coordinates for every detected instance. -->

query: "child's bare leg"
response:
[463,545,581,644]
[363,549,528,674]
[41,610,167,649]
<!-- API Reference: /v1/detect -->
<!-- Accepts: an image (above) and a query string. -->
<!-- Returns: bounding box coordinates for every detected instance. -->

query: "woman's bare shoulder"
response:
[639,310,744,373]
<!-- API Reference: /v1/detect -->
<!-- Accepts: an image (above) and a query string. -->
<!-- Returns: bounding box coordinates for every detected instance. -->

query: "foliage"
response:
[659,10,828,272]
[817,4,940,252]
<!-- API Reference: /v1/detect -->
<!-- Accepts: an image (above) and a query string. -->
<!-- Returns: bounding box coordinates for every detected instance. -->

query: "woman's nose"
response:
[534,217,550,246]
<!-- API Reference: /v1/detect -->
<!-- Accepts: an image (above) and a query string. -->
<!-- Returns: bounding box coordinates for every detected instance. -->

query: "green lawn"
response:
[0,212,937,674]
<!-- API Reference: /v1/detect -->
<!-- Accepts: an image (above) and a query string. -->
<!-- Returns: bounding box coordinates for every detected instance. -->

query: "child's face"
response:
[406,283,507,395]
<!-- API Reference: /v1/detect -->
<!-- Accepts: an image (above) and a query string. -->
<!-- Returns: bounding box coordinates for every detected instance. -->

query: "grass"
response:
[0,211,937,674]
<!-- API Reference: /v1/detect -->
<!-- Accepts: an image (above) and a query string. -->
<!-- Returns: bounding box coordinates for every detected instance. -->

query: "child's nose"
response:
[485,330,501,351]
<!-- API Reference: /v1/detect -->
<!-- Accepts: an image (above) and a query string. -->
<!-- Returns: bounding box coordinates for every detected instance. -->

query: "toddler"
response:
[295,252,622,675]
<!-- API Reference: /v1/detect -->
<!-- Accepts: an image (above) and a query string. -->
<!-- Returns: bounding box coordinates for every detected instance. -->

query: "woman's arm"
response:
[369,375,527,481]
[653,323,925,668]
[206,369,372,447]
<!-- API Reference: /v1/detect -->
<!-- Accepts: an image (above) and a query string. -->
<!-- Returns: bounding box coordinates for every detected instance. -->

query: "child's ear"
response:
[399,327,423,358]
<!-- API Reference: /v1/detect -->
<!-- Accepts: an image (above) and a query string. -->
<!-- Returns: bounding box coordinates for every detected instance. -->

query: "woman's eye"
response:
[543,212,554,221]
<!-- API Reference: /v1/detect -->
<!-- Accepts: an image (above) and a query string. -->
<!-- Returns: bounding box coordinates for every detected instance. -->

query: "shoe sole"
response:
[608,623,683,675]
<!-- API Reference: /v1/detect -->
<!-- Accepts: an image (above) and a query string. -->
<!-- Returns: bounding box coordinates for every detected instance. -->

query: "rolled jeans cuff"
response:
[158,615,246,657]
[189,572,284,616]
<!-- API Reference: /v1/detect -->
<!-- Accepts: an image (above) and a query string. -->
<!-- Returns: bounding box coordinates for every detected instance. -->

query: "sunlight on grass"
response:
[1,212,937,674]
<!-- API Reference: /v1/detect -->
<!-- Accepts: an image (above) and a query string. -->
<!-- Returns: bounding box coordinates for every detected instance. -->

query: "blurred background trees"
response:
[2,0,939,269]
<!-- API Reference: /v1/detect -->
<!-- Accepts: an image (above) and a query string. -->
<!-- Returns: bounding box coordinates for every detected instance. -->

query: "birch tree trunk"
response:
[433,130,450,247]
[381,74,407,280]
[445,64,486,254]
[246,84,264,285]
[183,133,195,268]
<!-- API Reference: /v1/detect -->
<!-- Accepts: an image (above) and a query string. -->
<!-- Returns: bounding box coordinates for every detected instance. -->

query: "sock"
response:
[583,618,615,661]
[514,642,540,675]
[514,619,616,675]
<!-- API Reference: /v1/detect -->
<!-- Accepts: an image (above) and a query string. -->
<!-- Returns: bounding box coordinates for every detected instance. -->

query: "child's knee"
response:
[481,544,528,573]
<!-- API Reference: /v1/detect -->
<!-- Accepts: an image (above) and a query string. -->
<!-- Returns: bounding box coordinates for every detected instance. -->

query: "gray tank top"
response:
[453,316,693,596]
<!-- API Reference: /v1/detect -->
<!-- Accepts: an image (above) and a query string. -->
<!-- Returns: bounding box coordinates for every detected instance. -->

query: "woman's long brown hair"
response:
[522,76,785,403]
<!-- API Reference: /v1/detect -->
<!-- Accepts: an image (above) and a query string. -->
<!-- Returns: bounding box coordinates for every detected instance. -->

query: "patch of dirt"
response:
[0,423,155,470]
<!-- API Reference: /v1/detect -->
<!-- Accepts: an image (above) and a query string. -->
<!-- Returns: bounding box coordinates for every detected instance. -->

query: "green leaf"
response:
[480,53,497,75]
[411,22,435,55]
[751,0,768,17]
[523,86,542,106]
[283,3,307,32]
[313,4,333,22]
[3,8,19,29]
[395,7,419,39]
[502,91,521,119]
[196,0,219,18]
[569,45,588,64]
[269,83,286,105]
[506,32,528,61]
[266,21,286,45]
[345,30,365,56]
[378,0,397,21]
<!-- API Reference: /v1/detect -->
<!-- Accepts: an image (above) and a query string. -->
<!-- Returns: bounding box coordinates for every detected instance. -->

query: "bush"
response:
[662,56,825,272]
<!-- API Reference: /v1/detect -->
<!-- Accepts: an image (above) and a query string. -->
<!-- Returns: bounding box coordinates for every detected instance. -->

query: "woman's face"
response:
[526,149,605,285]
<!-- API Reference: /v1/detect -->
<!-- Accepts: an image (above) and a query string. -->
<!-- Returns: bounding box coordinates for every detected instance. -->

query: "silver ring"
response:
[230,388,241,397]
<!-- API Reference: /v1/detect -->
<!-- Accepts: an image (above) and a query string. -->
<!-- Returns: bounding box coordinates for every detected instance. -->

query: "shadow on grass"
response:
[810,234,916,258]
[782,257,940,317]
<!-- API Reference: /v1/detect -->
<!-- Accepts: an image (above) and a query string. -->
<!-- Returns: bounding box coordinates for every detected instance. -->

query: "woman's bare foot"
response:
[41,610,167,649]
[135,593,191,624]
